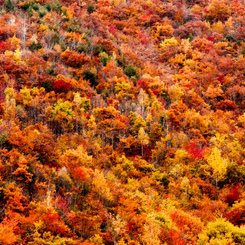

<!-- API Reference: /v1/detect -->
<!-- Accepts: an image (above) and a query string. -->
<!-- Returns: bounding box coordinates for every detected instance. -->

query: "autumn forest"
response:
[0,0,245,243]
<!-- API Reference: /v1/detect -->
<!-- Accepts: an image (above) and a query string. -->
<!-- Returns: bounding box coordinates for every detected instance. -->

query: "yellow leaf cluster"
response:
[63,145,93,169]
[8,35,21,49]
[168,84,184,103]
[92,169,113,201]
[206,147,227,182]
[39,23,48,32]
[160,38,179,48]
[4,49,22,64]
[20,87,32,106]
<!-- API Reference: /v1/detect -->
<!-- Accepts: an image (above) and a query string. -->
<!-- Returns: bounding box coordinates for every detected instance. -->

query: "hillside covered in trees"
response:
[1,0,245,243]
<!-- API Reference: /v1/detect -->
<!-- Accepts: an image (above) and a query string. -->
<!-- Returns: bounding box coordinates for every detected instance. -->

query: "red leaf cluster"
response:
[52,80,72,93]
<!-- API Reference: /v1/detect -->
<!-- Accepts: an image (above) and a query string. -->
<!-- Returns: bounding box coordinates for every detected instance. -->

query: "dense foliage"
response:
[1,0,245,243]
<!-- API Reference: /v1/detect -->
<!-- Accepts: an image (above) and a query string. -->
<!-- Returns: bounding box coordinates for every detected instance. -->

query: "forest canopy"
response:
[1,0,245,244]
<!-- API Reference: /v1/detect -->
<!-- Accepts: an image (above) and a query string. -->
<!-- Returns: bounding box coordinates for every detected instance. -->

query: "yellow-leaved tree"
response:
[141,213,161,245]
[4,87,16,119]
[138,127,149,157]
[206,147,227,188]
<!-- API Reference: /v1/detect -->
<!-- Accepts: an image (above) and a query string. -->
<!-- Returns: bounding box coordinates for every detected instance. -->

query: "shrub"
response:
[87,4,95,14]
[4,0,14,12]
[28,41,42,51]
[76,43,88,54]
[50,0,62,12]
[66,19,82,34]
[99,53,110,66]
[0,133,8,148]
[39,6,48,18]
[83,71,98,87]
[116,57,126,67]
[124,65,138,78]
[93,44,108,56]
[44,2,51,11]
